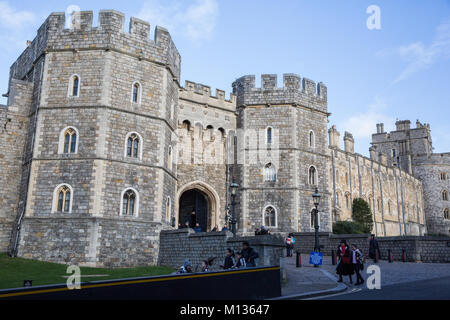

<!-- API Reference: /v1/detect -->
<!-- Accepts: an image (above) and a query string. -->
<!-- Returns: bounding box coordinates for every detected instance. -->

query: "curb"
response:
[270,268,348,300]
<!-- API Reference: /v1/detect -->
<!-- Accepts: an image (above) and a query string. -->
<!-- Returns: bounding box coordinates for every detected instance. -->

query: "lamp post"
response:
[230,178,239,236]
[312,188,321,254]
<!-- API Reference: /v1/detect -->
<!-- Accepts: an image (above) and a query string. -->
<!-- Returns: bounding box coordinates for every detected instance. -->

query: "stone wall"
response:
[158,229,285,270]
[292,232,450,263]
[18,216,170,267]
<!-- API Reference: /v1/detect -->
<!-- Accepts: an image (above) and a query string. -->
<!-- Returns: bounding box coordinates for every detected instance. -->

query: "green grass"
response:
[0,253,174,290]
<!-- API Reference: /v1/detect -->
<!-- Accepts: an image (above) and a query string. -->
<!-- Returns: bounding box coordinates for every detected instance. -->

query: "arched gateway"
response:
[176,181,220,232]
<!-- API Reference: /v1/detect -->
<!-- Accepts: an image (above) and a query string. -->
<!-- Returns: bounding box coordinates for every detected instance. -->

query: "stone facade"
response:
[371,120,450,235]
[329,126,425,237]
[0,9,442,267]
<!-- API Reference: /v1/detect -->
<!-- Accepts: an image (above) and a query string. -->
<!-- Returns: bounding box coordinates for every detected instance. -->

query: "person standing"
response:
[189,209,197,228]
[336,240,354,284]
[233,252,247,269]
[351,244,364,285]
[241,241,259,267]
[369,234,380,262]
[285,234,294,257]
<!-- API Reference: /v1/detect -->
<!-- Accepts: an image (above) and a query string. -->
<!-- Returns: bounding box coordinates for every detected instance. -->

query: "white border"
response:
[58,126,79,154]
[119,187,140,217]
[52,183,74,213]
[67,74,80,97]
[124,132,144,160]
[262,204,278,228]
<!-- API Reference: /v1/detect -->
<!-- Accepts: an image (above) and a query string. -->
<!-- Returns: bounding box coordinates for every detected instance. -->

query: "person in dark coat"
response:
[336,240,354,283]
[222,224,229,232]
[184,221,190,229]
[351,244,364,285]
[178,223,183,229]
[369,234,380,262]
[189,209,197,228]
[193,223,202,233]
[220,248,236,270]
[211,225,219,232]
[241,241,259,267]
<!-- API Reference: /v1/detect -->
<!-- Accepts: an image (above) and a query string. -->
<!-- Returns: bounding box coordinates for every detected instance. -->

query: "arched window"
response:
[309,166,317,185]
[266,127,273,144]
[125,132,142,160]
[168,146,173,171]
[121,188,139,216]
[444,208,449,220]
[182,120,191,131]
[345,172,349,186]
[263,206,277,227]
[68,75,80,97]
[52,184,73,213]
[336,192,340,206]
[440,172,447,181]
[63,128,77,154]
[264,163,276,182]
[132,82,141,103]
[309,131,315,148]
[166,197,171,222]
[442,190,448,201]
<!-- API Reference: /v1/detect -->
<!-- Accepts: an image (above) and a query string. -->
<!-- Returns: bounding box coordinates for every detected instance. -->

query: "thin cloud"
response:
[137,0,219,42]
[0,2,36,29]
[380,19,450,84]
[338,97,395,140]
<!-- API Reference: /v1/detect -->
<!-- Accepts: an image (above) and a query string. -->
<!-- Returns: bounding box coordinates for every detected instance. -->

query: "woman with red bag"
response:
[336,239,354,284]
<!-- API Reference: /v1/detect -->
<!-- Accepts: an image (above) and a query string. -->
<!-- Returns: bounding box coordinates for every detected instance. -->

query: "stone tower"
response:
[4,10,181,266]
[232,74,331,234]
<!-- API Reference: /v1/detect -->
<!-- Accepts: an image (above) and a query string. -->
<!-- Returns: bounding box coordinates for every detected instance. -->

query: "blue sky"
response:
[0,0,449,156]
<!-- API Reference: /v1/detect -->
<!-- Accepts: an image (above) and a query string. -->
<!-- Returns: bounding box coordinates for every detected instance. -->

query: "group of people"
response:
[177,209,232,233]
[254,226,271,235]
[220,242,259,269]
[177,242,259,274]
[335,240,365,285]
[177,222,230,233]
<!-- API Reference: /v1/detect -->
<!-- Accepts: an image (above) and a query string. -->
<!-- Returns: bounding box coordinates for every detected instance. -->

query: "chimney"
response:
[344,132,354,153]
[328,125,340,149]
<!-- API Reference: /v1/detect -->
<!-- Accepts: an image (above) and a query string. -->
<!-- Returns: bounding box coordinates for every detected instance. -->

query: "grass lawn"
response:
[0,253,174,290]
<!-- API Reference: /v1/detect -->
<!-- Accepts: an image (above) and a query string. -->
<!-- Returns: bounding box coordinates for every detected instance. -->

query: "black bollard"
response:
[331,249,336,265]
[388,249,393,263]
[296,250,302,268]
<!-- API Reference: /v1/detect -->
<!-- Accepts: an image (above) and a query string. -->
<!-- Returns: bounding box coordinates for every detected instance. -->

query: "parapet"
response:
[232,74,327,113]
[180,80,236,112]
[9,10,181,83]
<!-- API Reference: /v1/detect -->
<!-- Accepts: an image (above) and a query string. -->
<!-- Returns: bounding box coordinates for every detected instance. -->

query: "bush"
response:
[332,221,365,235]
[352,198,374,234]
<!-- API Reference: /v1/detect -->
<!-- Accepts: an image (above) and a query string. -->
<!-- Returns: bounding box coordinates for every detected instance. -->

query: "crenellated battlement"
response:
[180,80,236,112]
[9,10,181,85]
[232,74,327,113]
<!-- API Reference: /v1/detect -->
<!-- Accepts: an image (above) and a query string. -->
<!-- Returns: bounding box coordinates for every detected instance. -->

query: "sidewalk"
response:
[274,254,347,300]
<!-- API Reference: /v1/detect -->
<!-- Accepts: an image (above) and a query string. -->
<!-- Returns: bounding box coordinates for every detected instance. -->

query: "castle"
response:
[0,10,448,267]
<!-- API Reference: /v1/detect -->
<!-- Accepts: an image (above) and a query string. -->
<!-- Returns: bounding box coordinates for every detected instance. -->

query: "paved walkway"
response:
[281,254,340,297]
[281,253,450,299]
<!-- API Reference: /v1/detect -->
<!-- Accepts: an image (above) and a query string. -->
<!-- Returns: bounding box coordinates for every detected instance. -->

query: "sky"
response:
[0,0,449,156]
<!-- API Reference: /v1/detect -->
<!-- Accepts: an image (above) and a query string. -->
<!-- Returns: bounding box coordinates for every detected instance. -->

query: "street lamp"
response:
[230,178,239,236]
[312,188,321,256]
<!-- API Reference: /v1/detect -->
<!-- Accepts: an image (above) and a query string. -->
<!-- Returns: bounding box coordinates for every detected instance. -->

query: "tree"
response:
[352,198,373,233]
[332,221,365,235]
